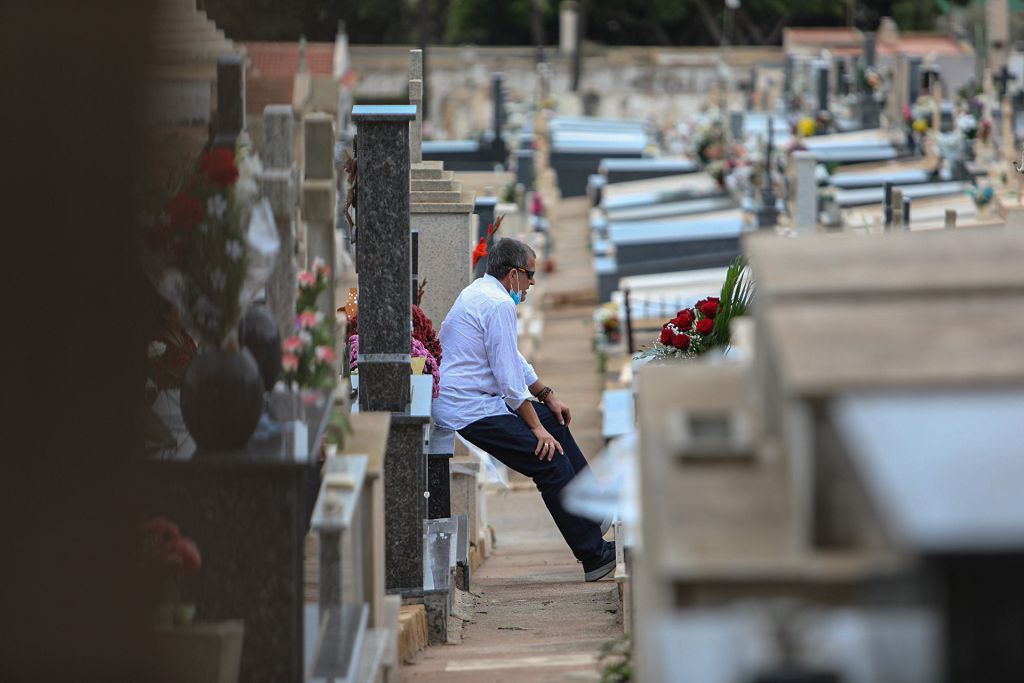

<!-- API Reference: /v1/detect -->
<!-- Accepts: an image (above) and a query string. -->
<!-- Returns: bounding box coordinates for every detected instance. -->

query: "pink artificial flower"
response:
[315,345,336,363]
[298,270,316,287]
[282,353,299,372]
[298,311,319,329]
[282,336,303,354]
[312,257,331,279]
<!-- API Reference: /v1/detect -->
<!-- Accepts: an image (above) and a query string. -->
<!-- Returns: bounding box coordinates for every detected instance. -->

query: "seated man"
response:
[433,238,615,582]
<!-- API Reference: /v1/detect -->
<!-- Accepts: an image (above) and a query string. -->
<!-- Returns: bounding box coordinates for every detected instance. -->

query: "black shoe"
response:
[583,541,616,582]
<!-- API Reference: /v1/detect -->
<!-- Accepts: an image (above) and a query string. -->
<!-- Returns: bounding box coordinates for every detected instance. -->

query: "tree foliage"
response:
[202,0,948,45]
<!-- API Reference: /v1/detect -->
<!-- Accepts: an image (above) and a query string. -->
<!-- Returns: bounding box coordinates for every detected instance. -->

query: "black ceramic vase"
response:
[239,303,282,391]
[180,345,264,450]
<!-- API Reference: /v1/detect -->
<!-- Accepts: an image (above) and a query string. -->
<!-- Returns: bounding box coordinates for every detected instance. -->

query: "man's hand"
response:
[531,426,564,461]
[544,395,572,426]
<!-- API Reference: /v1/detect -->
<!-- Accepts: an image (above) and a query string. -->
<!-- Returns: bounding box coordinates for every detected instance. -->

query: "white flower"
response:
[815,164,830,183]
[210,269,227,292]
[956,113,977,133]
[147,341,167,359]
[225,239,244,261]
[235,177,259,206]
[299,330,313,346]
[207,195,228,220]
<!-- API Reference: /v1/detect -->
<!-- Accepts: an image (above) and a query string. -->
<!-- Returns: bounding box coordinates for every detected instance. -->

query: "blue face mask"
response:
[509,270,523,305]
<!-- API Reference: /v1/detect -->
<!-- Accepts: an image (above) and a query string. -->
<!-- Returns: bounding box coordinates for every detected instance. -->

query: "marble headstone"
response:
[262,105,299,340]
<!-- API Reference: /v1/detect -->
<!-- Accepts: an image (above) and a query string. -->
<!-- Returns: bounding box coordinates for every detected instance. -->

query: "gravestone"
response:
[409,49,423,164]
[729,110,745,144]
[262,105,299,340]
[214,55,245,149]
[409,49,476,329]
[793,151,818,233]
[491,73,507,161]
[783,55,795,106]
[883,181,894,228]
[757,118,778,229]
[515,147,535,189]
[301,113,337,320]
[836,58,848,97]
[860,33,881,129]
[814,61,829,114]
[351,104,432,594]
[908,56,922,106]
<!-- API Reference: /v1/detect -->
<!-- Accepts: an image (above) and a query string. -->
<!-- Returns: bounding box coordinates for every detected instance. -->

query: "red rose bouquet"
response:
[634,256,752,361]
[141,142,279,348]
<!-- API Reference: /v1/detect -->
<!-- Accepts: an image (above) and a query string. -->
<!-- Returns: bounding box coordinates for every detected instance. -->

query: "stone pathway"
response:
[401,197,622,680]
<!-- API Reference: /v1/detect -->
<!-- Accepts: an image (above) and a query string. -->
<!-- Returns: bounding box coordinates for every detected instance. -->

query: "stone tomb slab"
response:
[745,228,1024,301]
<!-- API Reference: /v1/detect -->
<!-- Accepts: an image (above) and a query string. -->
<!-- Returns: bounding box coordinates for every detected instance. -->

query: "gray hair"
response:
[485,238,535,279]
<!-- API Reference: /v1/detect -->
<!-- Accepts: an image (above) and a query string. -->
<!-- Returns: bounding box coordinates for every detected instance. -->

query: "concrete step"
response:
[397,604,428,664]
[411,167,451,180]
[411,179,460,192]
[411,190,463,204]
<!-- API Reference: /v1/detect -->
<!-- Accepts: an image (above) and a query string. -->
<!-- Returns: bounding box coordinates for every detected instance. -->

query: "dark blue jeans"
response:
[458,402,606,566]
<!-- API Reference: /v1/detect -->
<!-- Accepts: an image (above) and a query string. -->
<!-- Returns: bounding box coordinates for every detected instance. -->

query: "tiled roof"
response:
[244,41,345,113]
[785,28,862,44]
[877,34,971,57]
[244,41,336,78]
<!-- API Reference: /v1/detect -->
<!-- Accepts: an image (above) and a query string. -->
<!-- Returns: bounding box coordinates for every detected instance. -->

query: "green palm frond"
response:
[711,255,754,350]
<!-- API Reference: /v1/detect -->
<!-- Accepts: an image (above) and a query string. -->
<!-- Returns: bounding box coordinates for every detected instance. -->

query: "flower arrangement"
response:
[796,117,817,138]
[348,334,440,398]
[142,144,278,348]
[594,302,621,346]
[346,304,442,397]
[957,113,978,140]
[146,305,198,396]
[281,258,337,391]
[140,517,201,627]
[690,107,728,165]
[634,256,753,362]
[856,65,884,103]
[472,214,505,269]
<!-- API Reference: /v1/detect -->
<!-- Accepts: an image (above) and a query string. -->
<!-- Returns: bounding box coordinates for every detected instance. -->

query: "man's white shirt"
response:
[432,274,538,430]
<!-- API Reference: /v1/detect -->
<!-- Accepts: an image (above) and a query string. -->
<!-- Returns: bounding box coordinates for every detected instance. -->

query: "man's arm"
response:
[528,379,572,427]
[484,302,563,460]
[516,397,563,461]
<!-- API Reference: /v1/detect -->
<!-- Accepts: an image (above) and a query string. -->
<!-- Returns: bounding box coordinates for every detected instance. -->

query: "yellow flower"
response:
[797,117,816,138]
[912,118,929,134]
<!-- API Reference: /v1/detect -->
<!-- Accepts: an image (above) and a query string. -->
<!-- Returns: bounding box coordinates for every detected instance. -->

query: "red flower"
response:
[671,333,691,350]
[199,148,239,187]
[695,297,720,319]
[472,237,488,268]
[695,318,714,335]
[659,326,673,345]
[166,192,203,230]
[671,308,695,329]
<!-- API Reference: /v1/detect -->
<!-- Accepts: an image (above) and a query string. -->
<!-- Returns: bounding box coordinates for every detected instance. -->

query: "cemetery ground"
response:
[401,195,623,680]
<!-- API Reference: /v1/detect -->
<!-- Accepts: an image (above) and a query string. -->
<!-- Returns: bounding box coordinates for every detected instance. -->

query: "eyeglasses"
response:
[516,267,536,280]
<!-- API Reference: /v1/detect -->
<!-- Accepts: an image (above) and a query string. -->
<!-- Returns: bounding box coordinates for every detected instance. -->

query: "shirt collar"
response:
[482,273,509,294]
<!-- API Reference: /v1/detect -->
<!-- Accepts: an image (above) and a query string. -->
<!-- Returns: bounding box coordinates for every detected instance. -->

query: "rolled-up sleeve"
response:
[519,351,538,386]
[483,301,532,410]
